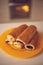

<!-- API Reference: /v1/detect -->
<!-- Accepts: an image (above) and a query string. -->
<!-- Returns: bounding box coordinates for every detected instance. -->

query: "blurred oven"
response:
[9,0,32,19]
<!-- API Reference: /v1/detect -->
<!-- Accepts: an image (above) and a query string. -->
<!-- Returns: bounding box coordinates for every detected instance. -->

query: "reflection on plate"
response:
[0,28,43,58]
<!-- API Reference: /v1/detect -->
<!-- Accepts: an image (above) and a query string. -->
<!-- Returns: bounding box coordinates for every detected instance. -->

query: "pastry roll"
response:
[13,42,24,49]
[16,25,37,45]
[5,24,28,44]
[25,32,38,50]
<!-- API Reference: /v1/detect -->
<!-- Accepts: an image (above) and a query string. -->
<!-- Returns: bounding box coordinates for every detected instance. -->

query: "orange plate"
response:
[0,28,43,58]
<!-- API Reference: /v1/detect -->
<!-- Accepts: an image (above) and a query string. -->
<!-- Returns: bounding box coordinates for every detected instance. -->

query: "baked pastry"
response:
[5,25,38,50]
[16,25,37,44]
[13,25,37,49]
[13,42,24,49]
[25,32,38,50]
[5,24,28,44]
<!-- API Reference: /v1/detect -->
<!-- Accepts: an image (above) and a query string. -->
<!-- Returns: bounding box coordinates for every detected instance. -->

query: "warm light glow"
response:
[22,5,30,12]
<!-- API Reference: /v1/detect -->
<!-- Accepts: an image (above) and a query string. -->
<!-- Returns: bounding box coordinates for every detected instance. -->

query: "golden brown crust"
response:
[9,24,28,38]
[25,32,39,50]
[16,25,37,44]
[6,24,28,44]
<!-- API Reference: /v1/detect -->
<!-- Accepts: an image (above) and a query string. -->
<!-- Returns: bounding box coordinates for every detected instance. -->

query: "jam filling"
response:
[27,46,33,49]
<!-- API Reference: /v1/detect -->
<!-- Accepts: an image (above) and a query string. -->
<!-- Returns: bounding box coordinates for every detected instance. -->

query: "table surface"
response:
[0,22,43,65]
